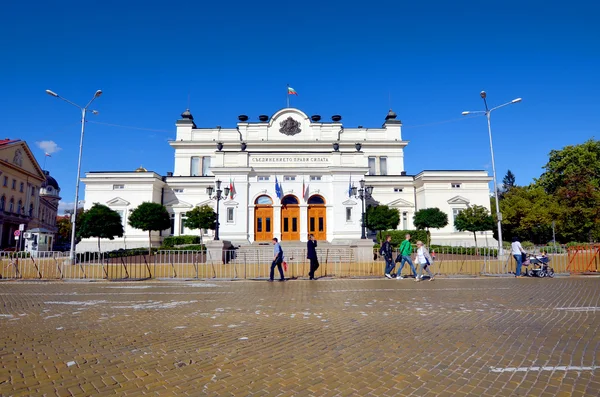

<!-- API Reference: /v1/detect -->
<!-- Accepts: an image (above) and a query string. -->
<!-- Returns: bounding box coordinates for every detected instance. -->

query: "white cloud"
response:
[36,140,62,154]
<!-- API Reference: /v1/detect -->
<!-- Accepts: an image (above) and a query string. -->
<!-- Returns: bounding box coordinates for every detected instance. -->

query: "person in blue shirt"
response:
[270,238,285,282]
[307,234,319,280]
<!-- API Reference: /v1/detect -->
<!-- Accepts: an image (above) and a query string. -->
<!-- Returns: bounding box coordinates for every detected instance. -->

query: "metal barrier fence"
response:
[0,244,596,280]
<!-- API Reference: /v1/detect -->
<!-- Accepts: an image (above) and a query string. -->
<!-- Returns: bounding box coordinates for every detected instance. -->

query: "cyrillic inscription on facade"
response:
[251,156,329,164]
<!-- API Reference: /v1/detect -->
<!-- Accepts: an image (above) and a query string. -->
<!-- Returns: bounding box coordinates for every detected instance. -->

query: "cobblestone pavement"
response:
[1,277,599,396]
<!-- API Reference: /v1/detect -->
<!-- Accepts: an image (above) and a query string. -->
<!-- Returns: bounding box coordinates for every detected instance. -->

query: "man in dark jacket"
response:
[307,234,319,280]
[380,235,394,279]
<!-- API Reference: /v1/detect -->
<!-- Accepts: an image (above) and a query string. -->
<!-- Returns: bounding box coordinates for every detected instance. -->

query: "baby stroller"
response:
[522,253,554,278]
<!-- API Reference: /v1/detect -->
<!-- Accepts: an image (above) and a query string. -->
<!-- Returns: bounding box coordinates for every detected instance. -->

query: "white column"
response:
[248,206,255,242]
[273,204,281,240]
[299,203,308,242]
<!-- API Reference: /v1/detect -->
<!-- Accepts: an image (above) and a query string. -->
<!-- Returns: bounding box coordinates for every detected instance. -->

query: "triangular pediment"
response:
[194,200,214,208]
[342,199,357,206]
[106,197,130,206]
[386,198,415,207]
[164,198,193,208]
[0,141,45,181]
[224,200,239,206]
[447,195,470,205]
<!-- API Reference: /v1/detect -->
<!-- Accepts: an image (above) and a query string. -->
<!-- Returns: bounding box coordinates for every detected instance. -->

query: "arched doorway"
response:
[308,195,326,241]
[254,195,273,241]
[281,195,300,241]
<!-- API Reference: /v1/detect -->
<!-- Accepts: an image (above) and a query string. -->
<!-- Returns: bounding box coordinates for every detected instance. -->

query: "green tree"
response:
[454,205,494,248]
[413,208,449,245]
[495,185,561,244]
[57,208,84,246]
[536,139,600,242]
[76,204,124,252]
[500,169,516,198]
[183,205,216,244]
[128,202,171,256]
[365,205,400,243]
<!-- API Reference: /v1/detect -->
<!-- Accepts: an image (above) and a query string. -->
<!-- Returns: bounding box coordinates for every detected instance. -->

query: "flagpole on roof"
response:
[286,84,290,108]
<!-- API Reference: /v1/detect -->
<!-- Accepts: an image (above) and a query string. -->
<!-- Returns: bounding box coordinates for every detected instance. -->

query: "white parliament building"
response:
[79,107,495,251]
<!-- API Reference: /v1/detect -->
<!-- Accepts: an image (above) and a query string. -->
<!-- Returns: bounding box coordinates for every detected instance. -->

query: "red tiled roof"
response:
[0,139,20,146]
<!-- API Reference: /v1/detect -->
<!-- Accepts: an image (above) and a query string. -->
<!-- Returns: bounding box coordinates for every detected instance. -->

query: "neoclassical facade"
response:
[79,107,495,251]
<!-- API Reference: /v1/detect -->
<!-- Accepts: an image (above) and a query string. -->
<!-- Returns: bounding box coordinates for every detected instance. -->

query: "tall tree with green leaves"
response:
[413,208,449,245]
[128,202,171,256]
[500,169,516,198]
[536,139,600,242]
[365,205,400,243]
[454,205,495,248]
[183,205,216,244]
[77,204,124,252]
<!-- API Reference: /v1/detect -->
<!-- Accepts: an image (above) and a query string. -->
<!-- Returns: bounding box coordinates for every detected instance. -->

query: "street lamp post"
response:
[351,179,374,239]
[206,180,230,241]
[462,91,521,256]
[46,89,102,264]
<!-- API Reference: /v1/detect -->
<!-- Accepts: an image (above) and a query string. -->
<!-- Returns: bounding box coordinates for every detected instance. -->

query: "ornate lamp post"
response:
[206,180,229,241]
[351,179,374,239]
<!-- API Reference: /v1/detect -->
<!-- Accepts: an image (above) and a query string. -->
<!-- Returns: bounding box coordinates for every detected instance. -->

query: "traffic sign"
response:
[14,230,20,237]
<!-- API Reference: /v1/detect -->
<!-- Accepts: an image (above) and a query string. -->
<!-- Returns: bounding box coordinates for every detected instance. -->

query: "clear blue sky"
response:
[1,0,598,213]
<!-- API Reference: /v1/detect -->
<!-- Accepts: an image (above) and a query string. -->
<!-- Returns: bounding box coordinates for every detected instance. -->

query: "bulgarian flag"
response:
[287,86,298,96]
[229,178,236,199]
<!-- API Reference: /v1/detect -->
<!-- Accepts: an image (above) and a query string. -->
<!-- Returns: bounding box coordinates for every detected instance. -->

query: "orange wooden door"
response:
[308,206,326,241]
[281,206,300,241]
[254,206,273,241]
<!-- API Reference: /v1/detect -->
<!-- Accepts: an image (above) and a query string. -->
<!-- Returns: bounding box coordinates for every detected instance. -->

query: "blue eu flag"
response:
[275,177,283,199]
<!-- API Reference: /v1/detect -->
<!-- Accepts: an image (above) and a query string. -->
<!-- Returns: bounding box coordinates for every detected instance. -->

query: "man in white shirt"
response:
[511,237,526,277]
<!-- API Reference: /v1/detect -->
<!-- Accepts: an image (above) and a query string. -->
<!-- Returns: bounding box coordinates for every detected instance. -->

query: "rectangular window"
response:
[292,217,297,232]
[452,183,462,189]
[113,184,124,190]
[346,207,352,222]
[190,156,201,176]
[310,176,322,181]
[258,176,270,181]
[202,156,211,176]
[115,210,126,228]
[284,176,296,181]
[318,217,324,232]
[266,217,271,232]
[2,176,7,187]
[174,189,184,193]
[170,214,175,235]
[379,157,388,176]
[283,218,289,232]
[453,208,462,231]
[12,179,16,189]
[19,182,24,193]
[180,212,187,234]
[393,188,403,193]
[227,207,234,223]
[257,217,262,232]
[310,217,315,232]
[31,186,35,196]
[368,157,376,175]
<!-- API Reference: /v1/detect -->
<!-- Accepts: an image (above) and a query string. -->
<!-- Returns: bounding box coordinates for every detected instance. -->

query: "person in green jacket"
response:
[395,233,417,279]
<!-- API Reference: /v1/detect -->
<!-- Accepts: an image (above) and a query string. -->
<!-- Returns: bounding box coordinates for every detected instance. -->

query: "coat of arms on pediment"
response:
[279,117,301,136]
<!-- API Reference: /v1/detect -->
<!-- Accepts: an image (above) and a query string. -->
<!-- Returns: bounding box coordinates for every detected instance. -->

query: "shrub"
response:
[162,235,201,248]
[521,241,535,249]
[165,245,205,251]
[382,230,428,247]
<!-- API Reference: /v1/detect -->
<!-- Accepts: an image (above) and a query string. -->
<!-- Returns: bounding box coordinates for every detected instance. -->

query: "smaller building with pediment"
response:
[79,107,495,251]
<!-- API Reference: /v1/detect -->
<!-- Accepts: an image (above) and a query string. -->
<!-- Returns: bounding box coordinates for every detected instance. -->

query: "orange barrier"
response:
[567,244,600,273]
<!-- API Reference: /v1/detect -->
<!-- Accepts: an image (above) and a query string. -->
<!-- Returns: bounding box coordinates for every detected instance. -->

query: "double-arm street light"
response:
[351,179,374,239]
[46,89,102,263]
[206,180,230,241]
[462,91,522,256]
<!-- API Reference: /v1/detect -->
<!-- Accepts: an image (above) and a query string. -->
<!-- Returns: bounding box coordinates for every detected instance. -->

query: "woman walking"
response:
[414,241,434,282]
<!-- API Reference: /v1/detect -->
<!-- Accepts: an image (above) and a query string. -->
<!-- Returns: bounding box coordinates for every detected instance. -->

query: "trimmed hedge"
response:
[163,245,205,251]
[76,248,159,261]
[162,235,201,248]
[380,230,429,247]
